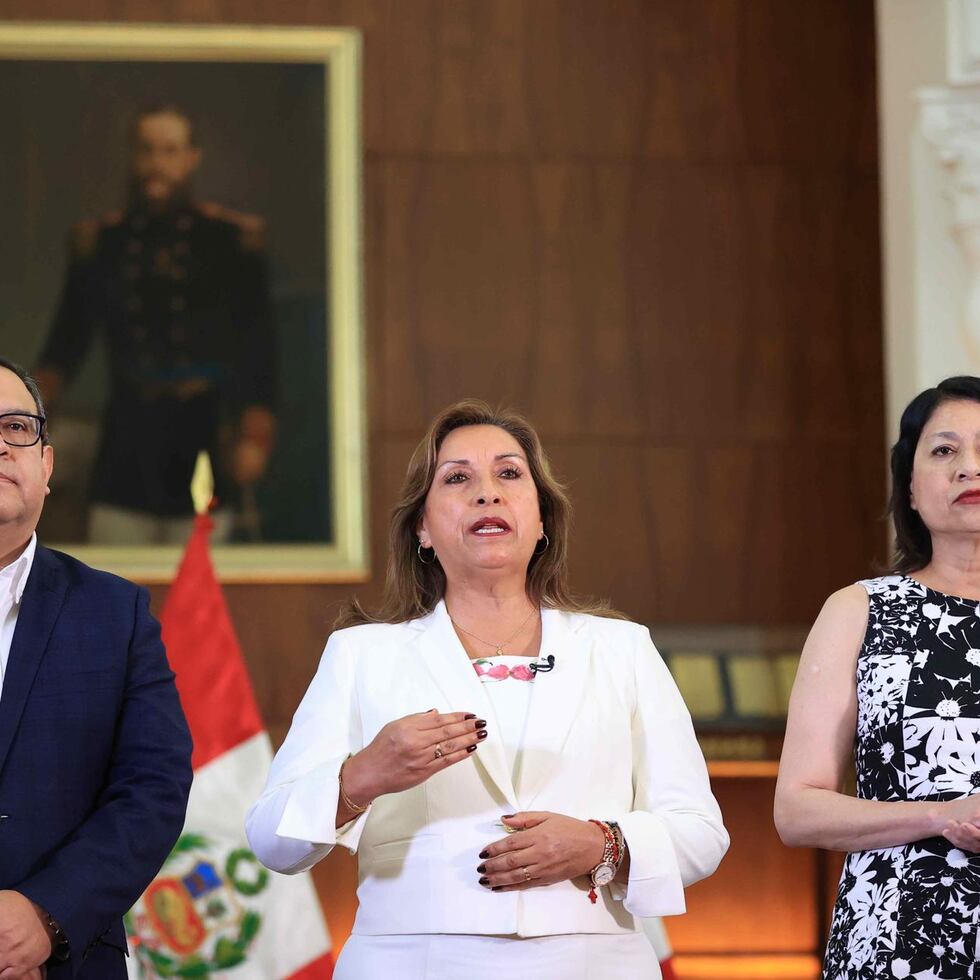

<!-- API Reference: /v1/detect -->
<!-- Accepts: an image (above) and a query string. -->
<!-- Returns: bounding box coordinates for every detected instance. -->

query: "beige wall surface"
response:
[876,0,948,436]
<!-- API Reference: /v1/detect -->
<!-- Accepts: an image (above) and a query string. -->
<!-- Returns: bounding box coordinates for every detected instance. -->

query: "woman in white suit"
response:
[247,400,728,979]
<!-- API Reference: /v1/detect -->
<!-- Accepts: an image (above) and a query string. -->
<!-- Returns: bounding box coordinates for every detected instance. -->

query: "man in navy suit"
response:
[0,357,192,978]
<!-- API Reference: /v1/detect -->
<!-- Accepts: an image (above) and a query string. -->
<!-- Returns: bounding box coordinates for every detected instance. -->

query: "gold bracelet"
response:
[339,755,370,815]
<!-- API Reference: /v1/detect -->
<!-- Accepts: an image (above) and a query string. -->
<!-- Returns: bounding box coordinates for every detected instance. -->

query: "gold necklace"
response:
[449,606,539,656]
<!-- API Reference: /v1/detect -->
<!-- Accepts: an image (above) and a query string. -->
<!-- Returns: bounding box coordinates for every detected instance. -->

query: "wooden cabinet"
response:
[670,763,844,980]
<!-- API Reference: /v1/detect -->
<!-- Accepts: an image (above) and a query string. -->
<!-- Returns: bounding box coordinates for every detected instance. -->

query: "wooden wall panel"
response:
[0,0,886,624]
[2,0,884,965]
[739,0,878,169]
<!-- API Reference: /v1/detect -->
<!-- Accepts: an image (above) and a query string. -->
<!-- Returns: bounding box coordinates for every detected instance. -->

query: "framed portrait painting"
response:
[0,22,367,581]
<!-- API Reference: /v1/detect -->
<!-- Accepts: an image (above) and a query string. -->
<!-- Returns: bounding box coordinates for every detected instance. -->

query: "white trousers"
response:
[334,932,661,980]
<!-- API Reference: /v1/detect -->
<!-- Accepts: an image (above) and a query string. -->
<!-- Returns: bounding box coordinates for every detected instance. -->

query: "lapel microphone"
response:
[529,654,556,675]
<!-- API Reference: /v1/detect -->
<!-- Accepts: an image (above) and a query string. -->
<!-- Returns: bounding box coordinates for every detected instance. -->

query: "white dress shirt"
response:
[0,533,36,695]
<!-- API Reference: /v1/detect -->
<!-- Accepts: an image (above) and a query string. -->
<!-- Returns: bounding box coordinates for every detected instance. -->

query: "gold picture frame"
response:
[0,22,367,583]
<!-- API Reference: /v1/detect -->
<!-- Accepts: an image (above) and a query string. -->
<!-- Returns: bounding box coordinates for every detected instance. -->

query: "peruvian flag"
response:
[125,513,333,979]
[641,916,678,980]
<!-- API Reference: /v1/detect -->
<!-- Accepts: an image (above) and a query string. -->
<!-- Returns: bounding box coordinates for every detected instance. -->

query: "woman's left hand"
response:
[477,812,605,891]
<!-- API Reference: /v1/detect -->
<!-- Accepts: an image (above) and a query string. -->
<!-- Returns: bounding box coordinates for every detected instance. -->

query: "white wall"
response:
[876,0,949,435]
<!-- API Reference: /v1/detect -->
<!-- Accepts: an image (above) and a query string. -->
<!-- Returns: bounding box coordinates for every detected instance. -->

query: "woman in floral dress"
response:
[777,376,980,980]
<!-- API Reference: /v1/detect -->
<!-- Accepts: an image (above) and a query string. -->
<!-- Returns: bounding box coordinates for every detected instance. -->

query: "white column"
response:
[915,86,980,381]
[876,0,948,434]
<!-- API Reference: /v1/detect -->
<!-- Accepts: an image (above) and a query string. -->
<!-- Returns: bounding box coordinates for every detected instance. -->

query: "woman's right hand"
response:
[341,710,487,805]
[938,797,980,852]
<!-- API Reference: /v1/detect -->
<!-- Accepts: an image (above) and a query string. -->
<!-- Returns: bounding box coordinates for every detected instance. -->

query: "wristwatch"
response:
[44,910,70,963]
[588,820,620,894]
[590,859,617,888]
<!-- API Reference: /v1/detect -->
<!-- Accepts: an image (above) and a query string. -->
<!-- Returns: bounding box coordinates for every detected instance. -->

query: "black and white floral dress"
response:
[824,576,980,980]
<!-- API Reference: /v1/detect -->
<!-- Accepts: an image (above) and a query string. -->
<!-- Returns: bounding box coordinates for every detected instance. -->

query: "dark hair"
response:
[890,375,980,573]
[130,103,198,147]
[0,357,47,446]
[336,399,622,627]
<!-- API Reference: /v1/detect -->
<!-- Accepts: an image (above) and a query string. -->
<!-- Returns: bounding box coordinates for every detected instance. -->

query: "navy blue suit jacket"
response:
[0,544,192,977]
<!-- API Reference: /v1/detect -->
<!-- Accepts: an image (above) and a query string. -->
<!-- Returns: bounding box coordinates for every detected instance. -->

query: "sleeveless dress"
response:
[824,576,980,980]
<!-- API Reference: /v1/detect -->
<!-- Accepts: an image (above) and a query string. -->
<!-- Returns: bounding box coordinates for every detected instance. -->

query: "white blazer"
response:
[246,601,728,937]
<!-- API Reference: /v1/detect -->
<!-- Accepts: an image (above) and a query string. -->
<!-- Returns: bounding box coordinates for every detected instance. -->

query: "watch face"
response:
[592,863,616,887]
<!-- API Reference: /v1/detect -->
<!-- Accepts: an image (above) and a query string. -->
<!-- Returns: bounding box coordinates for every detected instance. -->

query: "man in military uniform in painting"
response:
[35,104,276,544]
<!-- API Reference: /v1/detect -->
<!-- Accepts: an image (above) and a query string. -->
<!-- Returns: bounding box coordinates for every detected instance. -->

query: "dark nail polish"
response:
[466,744,477,753]
[475,719,487,730]
[492,886,503,892]
[477,730,488,740]
[479,876,490,886]
[479,849,489,859]
[464,713,476,720]
[477,863,486,874]
[501,813,515,819]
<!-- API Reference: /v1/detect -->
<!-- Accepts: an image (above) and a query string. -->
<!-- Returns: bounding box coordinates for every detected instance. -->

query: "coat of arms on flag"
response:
[126,456,333,979]
[126,833,271,975]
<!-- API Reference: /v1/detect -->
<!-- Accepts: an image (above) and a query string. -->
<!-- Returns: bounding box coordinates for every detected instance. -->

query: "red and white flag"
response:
[125,512,333,979]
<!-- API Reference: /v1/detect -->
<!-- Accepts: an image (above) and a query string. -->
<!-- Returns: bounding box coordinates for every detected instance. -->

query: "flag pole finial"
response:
[190,451,215,516]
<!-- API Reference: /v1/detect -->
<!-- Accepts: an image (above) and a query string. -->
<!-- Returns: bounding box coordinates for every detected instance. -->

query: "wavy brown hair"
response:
[337,399,621,627]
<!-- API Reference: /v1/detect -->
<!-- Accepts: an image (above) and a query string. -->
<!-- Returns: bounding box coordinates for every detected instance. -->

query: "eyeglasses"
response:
[0,413,46,447]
